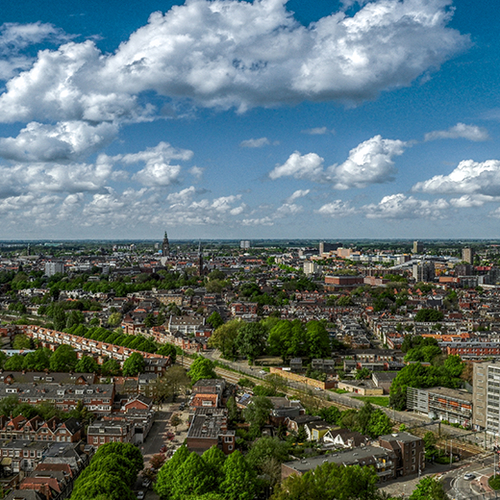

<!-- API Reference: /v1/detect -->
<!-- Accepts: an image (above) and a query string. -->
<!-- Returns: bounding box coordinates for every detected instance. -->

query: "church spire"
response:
[162,231,170,256]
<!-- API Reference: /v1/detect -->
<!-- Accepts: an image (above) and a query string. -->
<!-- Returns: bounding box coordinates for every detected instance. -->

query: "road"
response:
[440,453,499,499]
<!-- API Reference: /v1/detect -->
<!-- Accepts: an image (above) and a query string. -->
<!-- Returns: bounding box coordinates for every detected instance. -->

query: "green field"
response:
[352,396,390,407]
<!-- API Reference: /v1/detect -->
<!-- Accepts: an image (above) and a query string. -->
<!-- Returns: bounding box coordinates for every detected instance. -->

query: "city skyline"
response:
[0,0,499,240]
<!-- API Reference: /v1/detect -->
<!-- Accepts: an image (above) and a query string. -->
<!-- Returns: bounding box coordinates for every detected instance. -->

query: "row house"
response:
[0,415,83,443]
[441,341,500,358]
[190,379,231,409]
[167,315,205,334]
[24,326,171,367]
[87,420,133,448]
[230,302,258,317]
[0,441,49,474]
[0,383,115,414]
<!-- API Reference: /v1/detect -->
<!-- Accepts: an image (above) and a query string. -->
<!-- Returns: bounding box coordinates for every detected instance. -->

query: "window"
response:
[228,445,233,451]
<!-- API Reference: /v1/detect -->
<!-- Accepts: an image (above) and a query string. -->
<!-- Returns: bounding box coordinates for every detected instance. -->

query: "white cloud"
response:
[317,200,357,217]
[301,127,330,135]
[189,166,204,180]
[121,142,193,187]
[413,159,500,196]
[0,22,70,80]
[449,195,492,208]
[424,122,490,142]
[286,189,310,203]
[276,203,303,217]
[269,152,324,180]
[241,216,274,226]
[240,137,270,148]
[167,186,197,205]
[0,121,117,162]
[331,135,407,189]
[363,193,449,219]
[270,136,407,187]
[0,0,469,122]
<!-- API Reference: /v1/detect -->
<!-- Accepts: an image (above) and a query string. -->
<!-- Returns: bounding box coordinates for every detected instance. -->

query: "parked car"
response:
[137,492,145,500]
[179,402,185,410]
[159,444,167,453]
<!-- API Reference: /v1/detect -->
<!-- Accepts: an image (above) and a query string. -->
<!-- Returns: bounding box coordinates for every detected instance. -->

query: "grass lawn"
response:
[352,396,390,407]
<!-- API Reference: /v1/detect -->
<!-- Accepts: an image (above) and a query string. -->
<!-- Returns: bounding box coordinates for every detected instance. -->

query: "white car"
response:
[464,473,476,481]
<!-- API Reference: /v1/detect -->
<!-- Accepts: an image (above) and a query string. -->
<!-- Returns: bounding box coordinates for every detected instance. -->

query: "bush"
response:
[490,476,500,490]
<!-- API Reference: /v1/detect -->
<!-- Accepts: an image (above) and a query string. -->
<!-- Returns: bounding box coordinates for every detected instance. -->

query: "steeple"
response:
[162,231,170,256]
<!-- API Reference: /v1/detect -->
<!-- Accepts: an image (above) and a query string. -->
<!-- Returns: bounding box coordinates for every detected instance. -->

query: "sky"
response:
[0,0,499,240]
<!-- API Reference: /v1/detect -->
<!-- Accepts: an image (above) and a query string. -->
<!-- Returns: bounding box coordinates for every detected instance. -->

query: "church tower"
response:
[162,231,170,256]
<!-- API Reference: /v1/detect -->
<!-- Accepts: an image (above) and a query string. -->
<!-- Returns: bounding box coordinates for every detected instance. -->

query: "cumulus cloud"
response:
[240,137,270,148]
[0,22,70,80]
[424,122,490,142]
[0,0,469,123]
[317,200,357,217]
[269,152,324,180]
[412,159,500,196]
[331,135,407,189]
[119,142,193,187]
[167,186,196,205]
[0,121,117,162]
[270,135,407,188]
[363,193,449,219]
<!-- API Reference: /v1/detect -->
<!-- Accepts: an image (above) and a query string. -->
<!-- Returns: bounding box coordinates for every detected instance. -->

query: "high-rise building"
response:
[462,247,474,264]
[162,231,170,256]
[412,261,435,282]
[412,241,423,254]
[473,361,500,434]
[45,261,64,277]
[240,240,251,249]
[319,242,341,256]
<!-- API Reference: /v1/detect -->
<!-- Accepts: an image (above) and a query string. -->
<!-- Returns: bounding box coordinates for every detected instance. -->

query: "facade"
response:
[412,241,423,254]
[378,432,425,477]
[472,361,500,433]
[87,421,132,448]
[407,387,473,426]
[462,247,475,265]
[44,261,64,277]
[412,261,435,282]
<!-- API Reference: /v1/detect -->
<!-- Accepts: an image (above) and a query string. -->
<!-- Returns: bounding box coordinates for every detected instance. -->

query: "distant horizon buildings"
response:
[240,240,251,249]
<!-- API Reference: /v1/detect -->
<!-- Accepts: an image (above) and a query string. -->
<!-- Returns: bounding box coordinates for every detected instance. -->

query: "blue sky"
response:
[0,0,499,240]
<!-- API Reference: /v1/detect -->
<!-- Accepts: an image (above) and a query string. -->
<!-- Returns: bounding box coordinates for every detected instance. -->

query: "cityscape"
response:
[0,237,494,499]
[1,0,500,499]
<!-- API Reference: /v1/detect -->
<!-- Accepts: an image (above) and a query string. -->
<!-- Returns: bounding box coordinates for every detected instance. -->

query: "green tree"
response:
[22,348,52,371]
[367,409,393,438]
[306,321,331,359]
[157,343,177,362]
[101,358,121,376]
[220,451,258,500]
[92,442,144,474]
[155,446,190,499]
[108,312,122,327]
[409,476,448,500]
[188,357,217,384]
[5,354,25,371]
[270,461,380,500]
[208,319,241,359]
[122,352,145,376]
[66,310,85,329]
[171,452,213,499]
[71,470,135,500]
[207,311,224,330]
[202,446,226,489]
[246,437,290,488]
[243,396,273,432]
[12,334,33,349]
[236,322,267,362]
[49,344,78,372]
[75,355,99,373]
[414,309,444,322]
